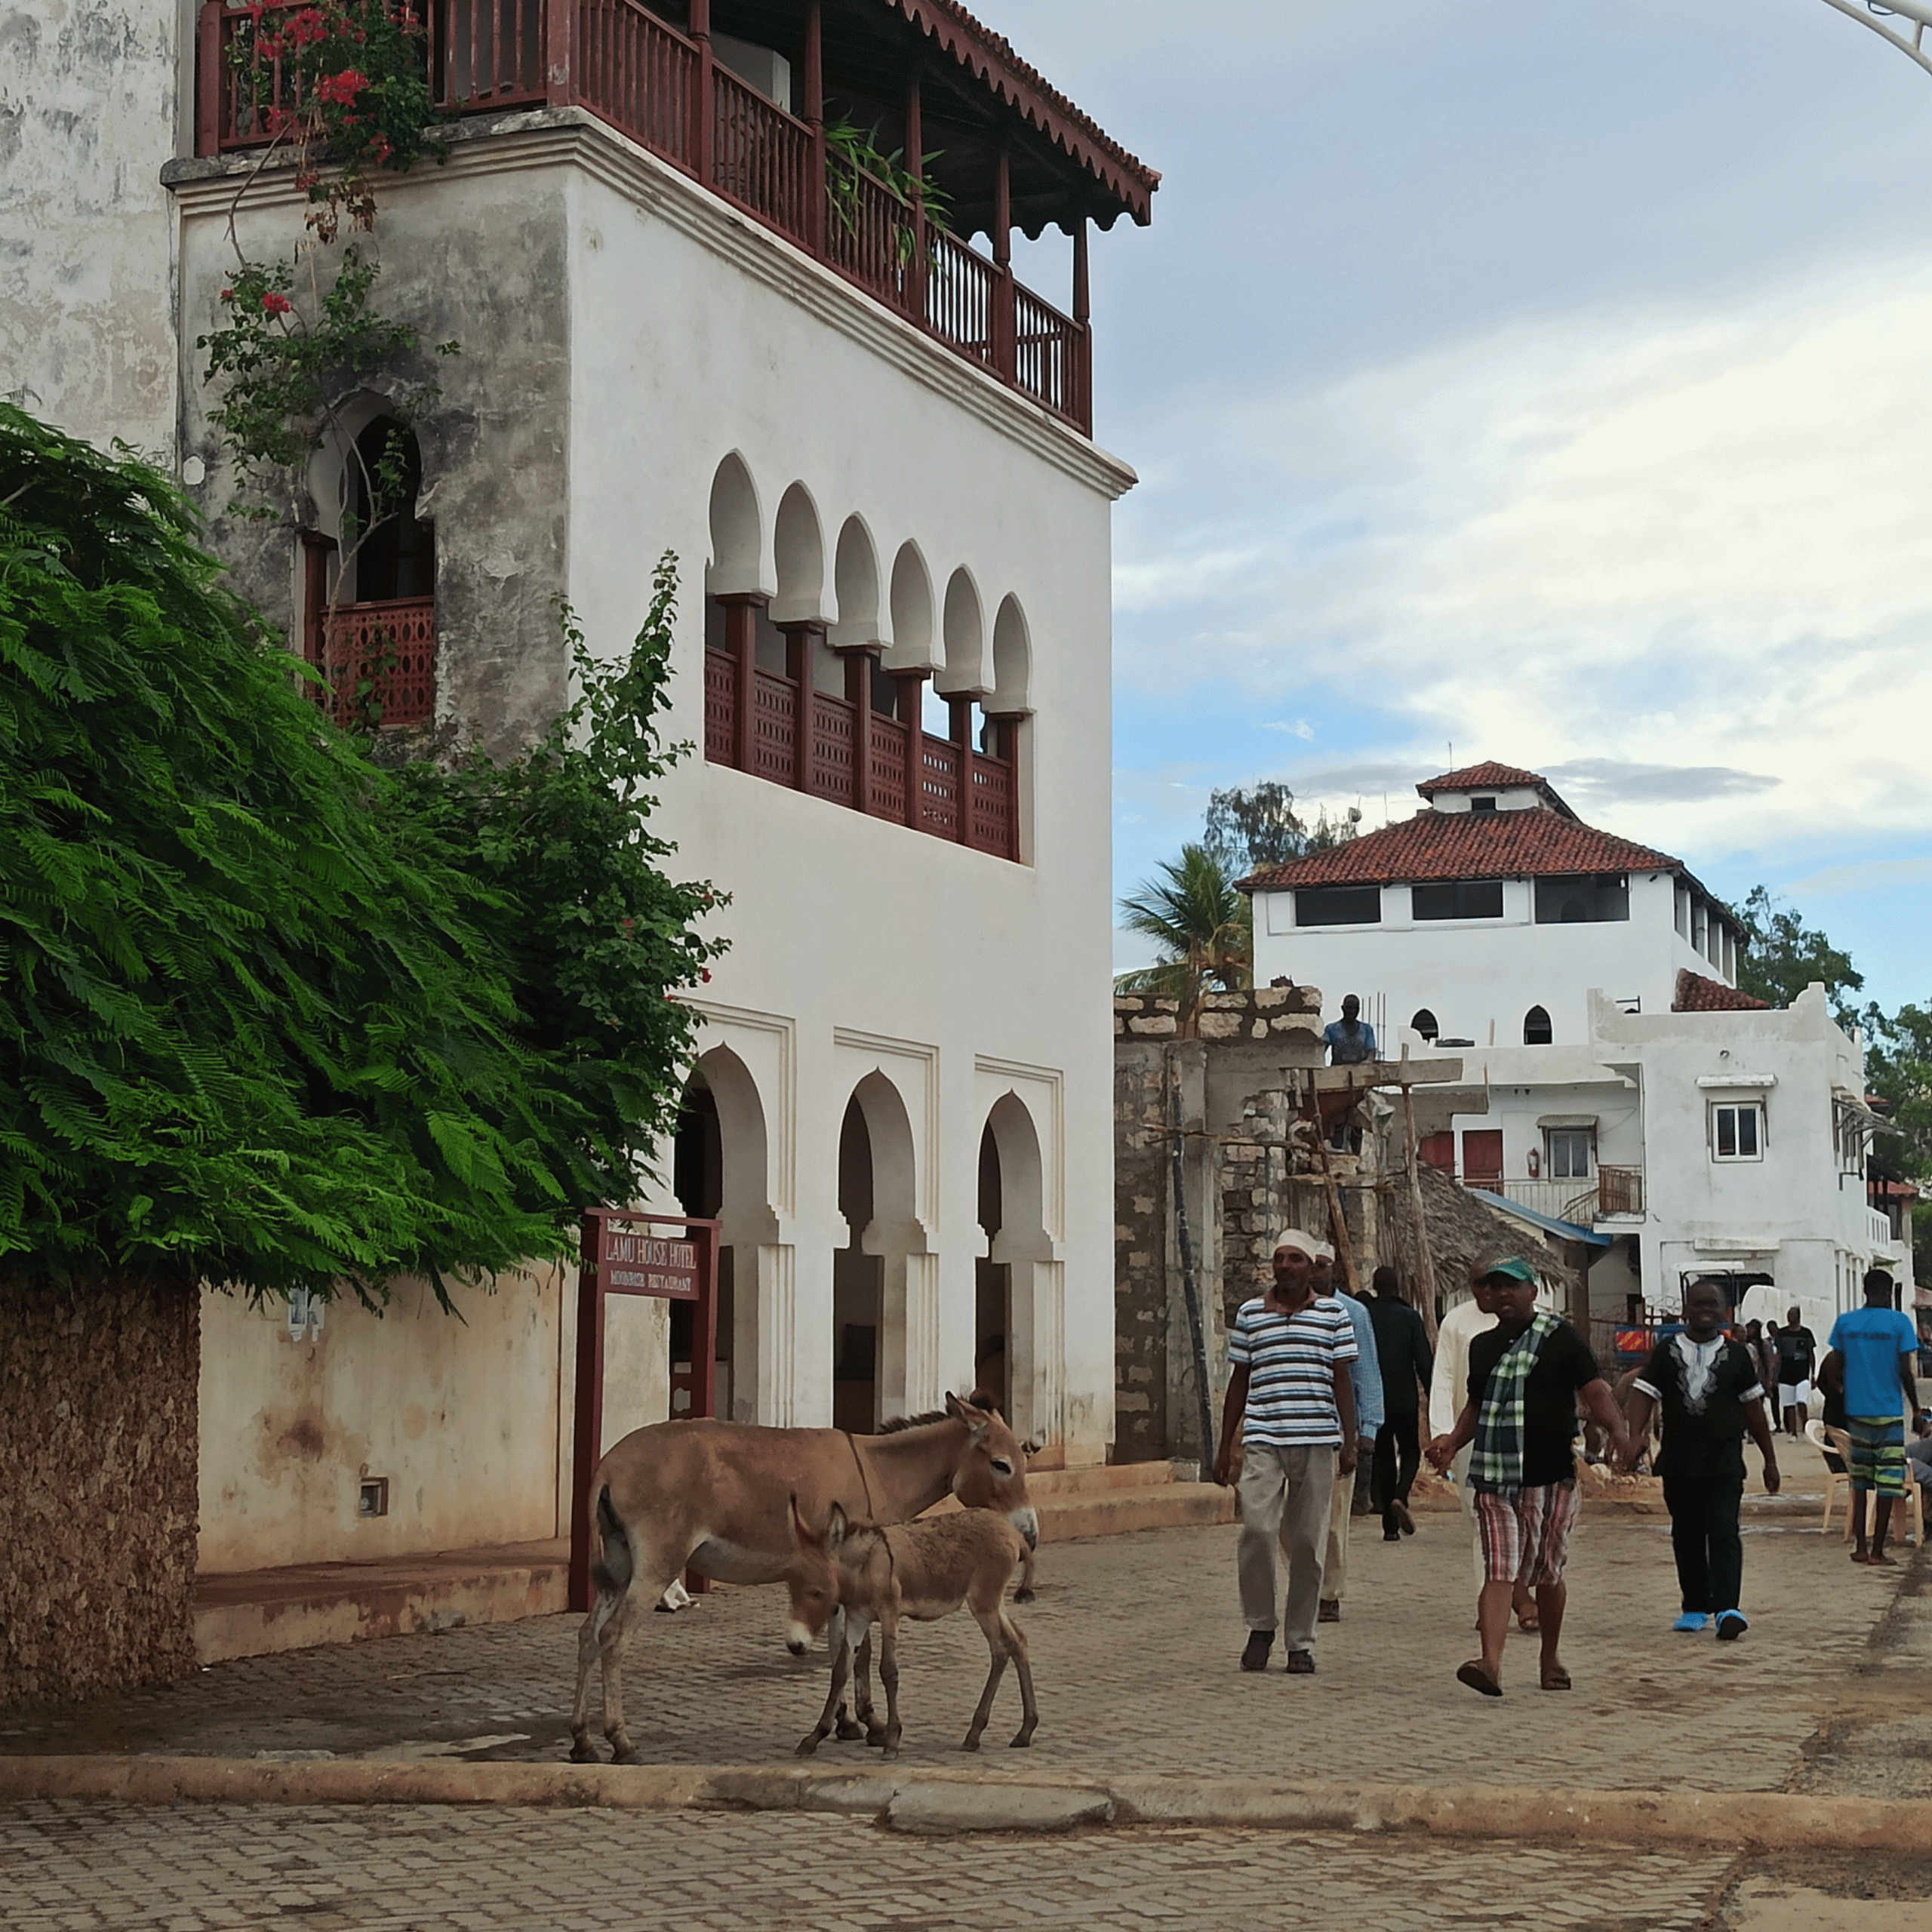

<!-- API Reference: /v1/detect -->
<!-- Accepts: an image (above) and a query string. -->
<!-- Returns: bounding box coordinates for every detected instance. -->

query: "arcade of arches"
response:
[669,1054,1057,1444]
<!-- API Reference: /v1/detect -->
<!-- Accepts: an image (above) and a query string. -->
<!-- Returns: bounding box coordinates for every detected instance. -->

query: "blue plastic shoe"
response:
[1715,1610,1749,1642]
[1672,1611,1710,1632]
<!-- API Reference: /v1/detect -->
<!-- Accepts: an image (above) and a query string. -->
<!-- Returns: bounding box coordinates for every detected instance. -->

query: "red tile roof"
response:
[1672,970,1769,1014]
[1239,809,1680,891]
[1415,762,1549,796]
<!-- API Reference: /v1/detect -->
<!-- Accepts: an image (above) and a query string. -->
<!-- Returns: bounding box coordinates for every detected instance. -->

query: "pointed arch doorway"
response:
[671,1047,779,1423]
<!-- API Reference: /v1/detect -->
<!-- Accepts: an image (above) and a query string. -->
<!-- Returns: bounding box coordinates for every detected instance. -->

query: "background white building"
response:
[1245,764,1909,1346]
[17,0,1155,1574]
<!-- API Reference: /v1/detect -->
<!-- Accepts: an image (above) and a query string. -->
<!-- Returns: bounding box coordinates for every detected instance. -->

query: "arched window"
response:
[346,417,432,602]
[1411,1008,1439,1041]
[1524,1004,1553,1045]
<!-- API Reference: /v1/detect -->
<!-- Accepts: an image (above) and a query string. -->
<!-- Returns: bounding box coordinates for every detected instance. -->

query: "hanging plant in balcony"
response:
[822,115,952,267]
[198,2,457,710]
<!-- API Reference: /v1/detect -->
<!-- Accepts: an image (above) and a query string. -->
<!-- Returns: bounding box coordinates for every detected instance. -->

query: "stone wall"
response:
[0,1275,200,1707]
[1112,989,1331,1466]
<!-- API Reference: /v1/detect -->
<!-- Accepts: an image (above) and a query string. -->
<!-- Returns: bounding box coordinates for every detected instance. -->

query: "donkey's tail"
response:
[589,1484,633,1598]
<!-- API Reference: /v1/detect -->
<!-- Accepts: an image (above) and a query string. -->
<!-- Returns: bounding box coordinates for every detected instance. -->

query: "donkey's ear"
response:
[1021,1438,1044,1460]
[788,1493,811,1545]
[825,1502,848,1551]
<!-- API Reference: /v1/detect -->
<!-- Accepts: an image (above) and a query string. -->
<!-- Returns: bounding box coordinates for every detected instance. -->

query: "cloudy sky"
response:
[973,0,1932,1015]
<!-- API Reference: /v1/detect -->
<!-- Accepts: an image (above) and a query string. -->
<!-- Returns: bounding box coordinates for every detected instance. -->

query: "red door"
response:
[1419,1133,1457,1173]
[1462,1130,1504,1183]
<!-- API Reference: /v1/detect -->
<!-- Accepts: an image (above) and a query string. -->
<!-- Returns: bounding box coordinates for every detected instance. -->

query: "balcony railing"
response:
[195,0,1094,432]
[1464,1164,1645,1226]
[311,597,438,728]
[704,646,1017,860]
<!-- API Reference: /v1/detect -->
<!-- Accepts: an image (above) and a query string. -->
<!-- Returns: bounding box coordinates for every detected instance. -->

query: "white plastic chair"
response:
[1809,1418,1923,1548]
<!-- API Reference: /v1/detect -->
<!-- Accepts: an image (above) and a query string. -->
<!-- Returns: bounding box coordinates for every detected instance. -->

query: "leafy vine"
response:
[195,0,455,720]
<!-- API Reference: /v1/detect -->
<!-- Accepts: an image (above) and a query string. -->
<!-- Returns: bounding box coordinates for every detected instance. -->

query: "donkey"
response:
[569,1390,1037,1763]
[786,1498,1038,1758]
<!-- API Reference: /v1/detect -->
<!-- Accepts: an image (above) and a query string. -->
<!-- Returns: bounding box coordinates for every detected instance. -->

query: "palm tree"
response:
[1115,844,1253,1030]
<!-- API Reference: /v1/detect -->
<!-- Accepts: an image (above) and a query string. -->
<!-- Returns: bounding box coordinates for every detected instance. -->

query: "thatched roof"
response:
[1379,1164,1573,1308]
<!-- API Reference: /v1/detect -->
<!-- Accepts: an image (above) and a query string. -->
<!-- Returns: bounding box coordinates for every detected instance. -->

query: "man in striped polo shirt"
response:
[1213,1228,1360,1675]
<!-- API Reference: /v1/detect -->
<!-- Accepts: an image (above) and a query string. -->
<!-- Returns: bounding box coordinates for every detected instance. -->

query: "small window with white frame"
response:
[1546,1128,1593,1180]
[1711,1101,1764,1162]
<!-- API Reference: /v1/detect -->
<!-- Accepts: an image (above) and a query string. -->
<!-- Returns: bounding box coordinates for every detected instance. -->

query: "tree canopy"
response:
[1200,781,1360,879]
[0,406,719,1303]
[1731,883,1864,1023]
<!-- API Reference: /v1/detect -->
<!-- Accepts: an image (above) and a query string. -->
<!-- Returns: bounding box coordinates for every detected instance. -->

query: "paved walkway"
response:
[2,1505,1928,1932]
[0,1801,1733,1932]
[0,1509,1904,1790]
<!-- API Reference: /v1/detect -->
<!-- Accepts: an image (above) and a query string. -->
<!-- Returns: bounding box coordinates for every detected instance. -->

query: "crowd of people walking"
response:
[1214,1231,1921,1695]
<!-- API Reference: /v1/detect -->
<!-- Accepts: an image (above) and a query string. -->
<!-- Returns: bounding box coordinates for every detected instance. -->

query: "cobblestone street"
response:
[0,1512,1900,1789]
[0,1801,1735,1932]
[2,1511,1928,1930]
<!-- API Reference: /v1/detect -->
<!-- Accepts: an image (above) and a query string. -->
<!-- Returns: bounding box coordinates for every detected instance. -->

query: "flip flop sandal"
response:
[1457,1659,1503,1697]
[1515,1610,1540,1632]
[1540,1666,1572,1691]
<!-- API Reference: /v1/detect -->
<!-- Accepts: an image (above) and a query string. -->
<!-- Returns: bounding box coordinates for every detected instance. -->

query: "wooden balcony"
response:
[195,0,1122,433]
[308,596,438,729]
[703,643,1018,860]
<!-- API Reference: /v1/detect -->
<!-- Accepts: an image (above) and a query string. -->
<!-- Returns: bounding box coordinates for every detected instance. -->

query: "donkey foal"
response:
[786,1500,1038,1758]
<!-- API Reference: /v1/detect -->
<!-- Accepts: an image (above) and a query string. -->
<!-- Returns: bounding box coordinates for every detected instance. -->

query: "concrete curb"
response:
[0,1755,1922,1850]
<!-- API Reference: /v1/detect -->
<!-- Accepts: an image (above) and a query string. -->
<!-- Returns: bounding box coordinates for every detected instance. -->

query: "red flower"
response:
[366,134,392,164]
[700,968,712,983]
[219,288,235,302]
[261,291,293,315]
[318,67,368,106]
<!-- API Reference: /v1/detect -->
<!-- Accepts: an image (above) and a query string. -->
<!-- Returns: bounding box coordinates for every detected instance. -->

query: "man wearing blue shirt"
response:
[1312,1243,1383,1624]
[1822,1271,1921,1568]
[1322,994,1377,1066]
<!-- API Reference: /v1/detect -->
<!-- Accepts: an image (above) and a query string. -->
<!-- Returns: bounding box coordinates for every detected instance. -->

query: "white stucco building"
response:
[1244,765,1909,1343]
[19,0,1154,1577]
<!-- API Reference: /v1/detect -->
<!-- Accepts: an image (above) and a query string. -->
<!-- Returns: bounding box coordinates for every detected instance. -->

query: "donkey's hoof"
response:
[1014,1588,1036,1604]
[865,1730,888,1749]
[960,1737,982,1752]
[1009,1732,1035,1749]
[609,1743,641,1766]
[795,1736,822,1758]
[835,1720,866,1742]
[882,1745,901,1761]
[568,1740,599,1764]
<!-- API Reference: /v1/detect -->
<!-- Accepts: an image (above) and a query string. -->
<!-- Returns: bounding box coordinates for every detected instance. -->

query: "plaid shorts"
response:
[1845,1416,1907,1497]
[1473,1481,1580,1589]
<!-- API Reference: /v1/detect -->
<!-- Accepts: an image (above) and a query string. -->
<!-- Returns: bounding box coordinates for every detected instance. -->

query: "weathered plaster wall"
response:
[2,0,185,457]
[1,1275,199,1707]
[164,134,576,756]
[196,1269,568,1574]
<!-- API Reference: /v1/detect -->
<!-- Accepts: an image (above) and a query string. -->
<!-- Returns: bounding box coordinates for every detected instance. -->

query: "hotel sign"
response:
[598,1225,701,1300]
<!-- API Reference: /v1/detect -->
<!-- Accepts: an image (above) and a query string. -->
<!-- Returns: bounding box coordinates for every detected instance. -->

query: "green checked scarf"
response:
[1469,1311,1561,1494]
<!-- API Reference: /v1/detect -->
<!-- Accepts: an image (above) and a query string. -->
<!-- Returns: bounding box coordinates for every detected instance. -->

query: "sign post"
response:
[568,1208,720,1613]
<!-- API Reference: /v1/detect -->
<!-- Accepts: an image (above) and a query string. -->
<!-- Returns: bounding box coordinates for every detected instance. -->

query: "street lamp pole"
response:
[1820,0,1932,78]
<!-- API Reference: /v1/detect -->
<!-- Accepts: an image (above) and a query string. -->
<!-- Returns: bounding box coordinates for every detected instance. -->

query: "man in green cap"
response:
[1426,1257,1633,1697]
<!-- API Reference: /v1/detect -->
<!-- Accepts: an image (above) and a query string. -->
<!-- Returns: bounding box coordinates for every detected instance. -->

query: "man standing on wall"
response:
[1774,1306,1818,1439]
[1312,1242,1383,1623]
[1213,1229,1358,1677]
[1623,1278,1780,1640]
[1820,1270,1921,1568]
[1322,994,1377,1066]
[1427,1257,1634,1696]
[1367,1266,1434,1543]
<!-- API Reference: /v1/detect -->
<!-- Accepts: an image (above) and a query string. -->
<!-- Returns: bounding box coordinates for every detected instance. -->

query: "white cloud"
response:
[1785,856,1932,897]
[1121,256,1932,857]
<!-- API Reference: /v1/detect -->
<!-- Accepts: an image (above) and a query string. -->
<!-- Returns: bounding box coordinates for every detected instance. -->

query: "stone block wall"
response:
[1,1275,200,1707]
[1112,988,1342,1466]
